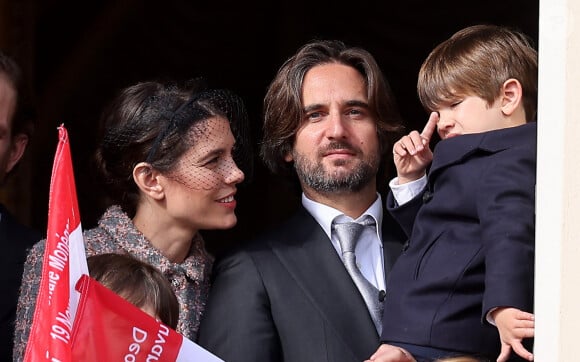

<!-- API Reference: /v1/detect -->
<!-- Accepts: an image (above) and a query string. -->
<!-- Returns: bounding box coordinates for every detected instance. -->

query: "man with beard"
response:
[198,40,408,362]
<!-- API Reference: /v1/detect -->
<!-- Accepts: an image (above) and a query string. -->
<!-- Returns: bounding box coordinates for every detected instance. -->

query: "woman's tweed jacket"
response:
[13,205,213,360]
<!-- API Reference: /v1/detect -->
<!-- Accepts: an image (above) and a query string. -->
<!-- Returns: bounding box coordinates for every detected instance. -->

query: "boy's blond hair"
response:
[418,24,538,123]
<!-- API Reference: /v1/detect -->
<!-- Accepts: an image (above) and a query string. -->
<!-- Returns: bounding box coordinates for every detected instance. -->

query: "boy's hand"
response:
[364,343,416,362]
[393,112,437,184]
[492,307,535,362]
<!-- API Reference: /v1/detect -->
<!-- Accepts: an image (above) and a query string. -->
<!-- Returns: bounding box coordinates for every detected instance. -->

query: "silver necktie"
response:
[333,216,383,334]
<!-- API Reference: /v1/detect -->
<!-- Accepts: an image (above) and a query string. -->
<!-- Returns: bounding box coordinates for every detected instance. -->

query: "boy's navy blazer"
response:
[381,122,536,359]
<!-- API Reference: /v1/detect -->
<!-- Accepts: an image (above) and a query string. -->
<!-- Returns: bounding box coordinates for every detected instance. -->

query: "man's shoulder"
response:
[0,204,42,265]
[220,208,318,258]
[255,206,318,239]
[0,204,42,246]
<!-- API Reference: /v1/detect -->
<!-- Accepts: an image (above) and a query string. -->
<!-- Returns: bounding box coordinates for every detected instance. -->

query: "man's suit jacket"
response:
[381,123,536,359]
[0,204,41,360]
[198,205,406,362]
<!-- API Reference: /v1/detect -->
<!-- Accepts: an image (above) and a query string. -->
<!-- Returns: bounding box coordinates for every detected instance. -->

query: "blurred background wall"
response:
[0,0,539,257]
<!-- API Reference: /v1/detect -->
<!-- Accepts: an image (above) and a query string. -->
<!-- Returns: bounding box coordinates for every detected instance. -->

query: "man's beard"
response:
[292,142,378,193]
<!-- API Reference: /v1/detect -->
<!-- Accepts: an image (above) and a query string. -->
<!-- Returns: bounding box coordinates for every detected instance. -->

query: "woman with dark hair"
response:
[14,79,252,359]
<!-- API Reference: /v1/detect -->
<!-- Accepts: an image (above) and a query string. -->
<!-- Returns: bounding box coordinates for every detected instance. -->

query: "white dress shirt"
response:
[389,175,427,205]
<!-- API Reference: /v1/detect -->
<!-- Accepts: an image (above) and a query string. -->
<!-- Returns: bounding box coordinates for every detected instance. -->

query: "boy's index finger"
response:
[420,111,439,142]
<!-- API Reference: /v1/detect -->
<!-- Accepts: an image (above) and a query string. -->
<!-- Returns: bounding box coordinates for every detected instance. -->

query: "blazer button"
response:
[422,191,433,203]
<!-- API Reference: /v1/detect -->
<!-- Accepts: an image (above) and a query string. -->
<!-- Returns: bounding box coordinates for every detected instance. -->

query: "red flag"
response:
[25,125,221,361]
[24,125,88,361]
[72,275,181,360]
[71,275,224,361]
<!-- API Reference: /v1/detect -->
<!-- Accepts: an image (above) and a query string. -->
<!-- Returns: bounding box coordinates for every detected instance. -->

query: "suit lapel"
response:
[430,123,536,176]
[430,134,484,175]
[381,210,405,279]
[271,208,380,357]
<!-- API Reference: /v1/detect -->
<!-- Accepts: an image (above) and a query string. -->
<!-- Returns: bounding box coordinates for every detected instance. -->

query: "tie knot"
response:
[332,215,375,254]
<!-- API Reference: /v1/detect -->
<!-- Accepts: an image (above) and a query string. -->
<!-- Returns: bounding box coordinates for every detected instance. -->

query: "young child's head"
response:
[87,253,179,329]
[417,24,538,137]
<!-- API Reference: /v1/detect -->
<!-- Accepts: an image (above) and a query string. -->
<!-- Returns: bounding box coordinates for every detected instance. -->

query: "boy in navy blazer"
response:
[368,25,537,362]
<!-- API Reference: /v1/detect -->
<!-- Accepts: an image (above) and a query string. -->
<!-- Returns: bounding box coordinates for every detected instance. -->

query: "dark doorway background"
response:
[20,0,538,258]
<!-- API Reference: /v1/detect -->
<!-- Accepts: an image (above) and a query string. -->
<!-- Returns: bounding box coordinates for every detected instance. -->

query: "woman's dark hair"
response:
[94,79,251,216]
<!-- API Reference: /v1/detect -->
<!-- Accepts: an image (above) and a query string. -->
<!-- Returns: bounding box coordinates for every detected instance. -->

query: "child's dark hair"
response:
[94,79,251,216]
[87,253,179,329]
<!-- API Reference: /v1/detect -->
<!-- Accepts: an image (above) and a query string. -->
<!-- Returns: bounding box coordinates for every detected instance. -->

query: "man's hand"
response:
[393,112,437,184]
[492,307,535,361]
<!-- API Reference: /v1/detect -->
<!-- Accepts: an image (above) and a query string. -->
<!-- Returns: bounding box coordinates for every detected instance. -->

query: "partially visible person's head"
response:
[0,50,34,184]
[261,39,403,187]
[417,24,538,124]
[87,253,179,329]
[95,79,251,225]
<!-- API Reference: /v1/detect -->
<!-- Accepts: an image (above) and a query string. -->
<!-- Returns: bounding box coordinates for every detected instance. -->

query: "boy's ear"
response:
[500,78,523,116]
[132,162,165,200]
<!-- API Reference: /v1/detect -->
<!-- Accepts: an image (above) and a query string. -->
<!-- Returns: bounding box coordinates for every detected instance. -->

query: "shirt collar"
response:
[301,192,383,240]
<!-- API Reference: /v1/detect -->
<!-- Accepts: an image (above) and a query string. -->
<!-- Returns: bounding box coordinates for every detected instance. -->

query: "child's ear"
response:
[500,78,523,116]
[132,162,165,200]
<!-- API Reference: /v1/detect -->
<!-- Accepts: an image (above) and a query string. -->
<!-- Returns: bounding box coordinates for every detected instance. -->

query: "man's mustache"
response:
[318,141,361,156]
